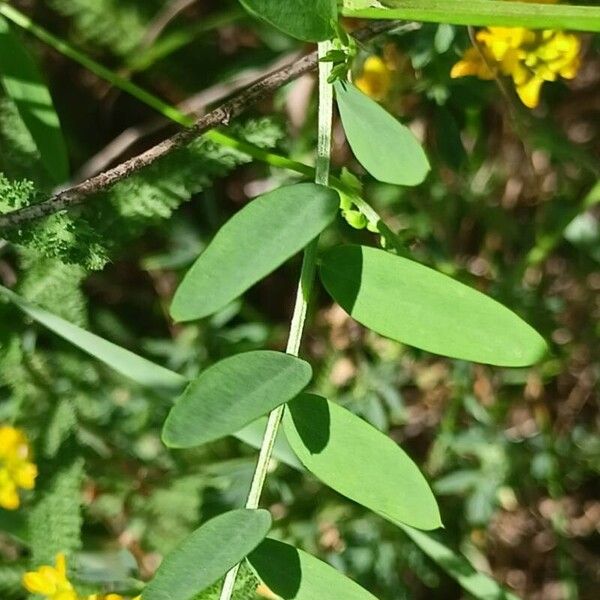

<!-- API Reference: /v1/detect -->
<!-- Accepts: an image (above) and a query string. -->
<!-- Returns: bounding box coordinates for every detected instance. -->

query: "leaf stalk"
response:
[218,40,333,600]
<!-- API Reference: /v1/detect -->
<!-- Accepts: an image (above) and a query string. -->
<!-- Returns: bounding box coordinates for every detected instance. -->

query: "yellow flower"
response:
[0,425,37,510]
[23,553,141,600]
[22,553,78,600]
[450,1,581,108]
[355,56,392,101]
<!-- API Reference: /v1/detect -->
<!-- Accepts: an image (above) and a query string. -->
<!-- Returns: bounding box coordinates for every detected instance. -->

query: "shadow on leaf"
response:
[288,393,331,454]
[249,538,302,598]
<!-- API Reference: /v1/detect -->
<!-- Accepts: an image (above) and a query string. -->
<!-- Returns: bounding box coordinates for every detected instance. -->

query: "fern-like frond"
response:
[28,456,84,566]
[1,117,285,270]
[49,0,161,56]
[16,256,87,325]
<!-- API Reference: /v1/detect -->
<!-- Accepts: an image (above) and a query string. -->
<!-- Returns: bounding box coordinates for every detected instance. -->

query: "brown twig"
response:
[74,50,303,181]
[0,20,399,230]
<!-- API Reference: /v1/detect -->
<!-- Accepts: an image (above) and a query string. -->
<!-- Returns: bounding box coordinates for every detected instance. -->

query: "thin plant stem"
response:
[206,130,314,178]
[0,9,408,230]
[127,7,246,73]
[0,3,194,128]
[0,3,405,251]
[0,5,407,253]
[218,41,333,600]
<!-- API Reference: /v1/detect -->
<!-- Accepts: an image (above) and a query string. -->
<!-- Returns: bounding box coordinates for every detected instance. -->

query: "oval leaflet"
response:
[238,0,337,42]
[163,350,312,448]
[320,245,547,366]
[335,81,430,186]
[284,394,442,531]
[171,182,340,322]
[143,509,272,600]
[249,538,376,600]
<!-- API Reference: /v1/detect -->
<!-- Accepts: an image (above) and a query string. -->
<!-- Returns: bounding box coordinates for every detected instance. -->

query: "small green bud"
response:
[366,220,379,233]
[338,191,353,211]
[343,209,367,230]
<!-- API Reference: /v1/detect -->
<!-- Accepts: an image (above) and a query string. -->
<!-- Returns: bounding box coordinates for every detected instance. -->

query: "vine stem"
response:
[218,40,333,600]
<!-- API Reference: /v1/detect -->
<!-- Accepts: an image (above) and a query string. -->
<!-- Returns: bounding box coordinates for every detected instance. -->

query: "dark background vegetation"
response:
[0,1,598,599]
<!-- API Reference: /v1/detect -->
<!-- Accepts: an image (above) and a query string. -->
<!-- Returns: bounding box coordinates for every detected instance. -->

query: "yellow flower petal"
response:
[559,58,580,79]
[355,56,392,101]
[0,481,20,510]
[452,12,582,110]
[22,553,77,600]
[55,592,78,600]
[516,76,544,108]
[450,48,495,80]
[0,425,37,508]
[14,462,37,489]
[23,572,54,595]
[86,593,133,600]
[0,426,21,456]
[55,553,68,579]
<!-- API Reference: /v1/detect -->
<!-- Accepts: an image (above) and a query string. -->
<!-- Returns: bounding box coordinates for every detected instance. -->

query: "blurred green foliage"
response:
[0,2,598,599]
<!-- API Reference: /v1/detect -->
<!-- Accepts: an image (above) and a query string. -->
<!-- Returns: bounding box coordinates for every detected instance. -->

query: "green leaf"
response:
[399,525,520,600]
[320,245,547,366]
[238,0,337,42]
[249,538,376,600]
[171,183,339,322]
[143,509,272,600]
[163,351,312,448]
[0,16,69,182]
[0,286,301,463]
[0,285,186,393]
[342,0,600,33]
[335,82,429,186]
[0,509,27,544]
[283,394,441,530]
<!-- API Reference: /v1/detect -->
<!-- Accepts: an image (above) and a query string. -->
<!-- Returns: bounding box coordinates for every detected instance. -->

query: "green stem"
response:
[126,7,245,73]
[218,41,333,600]
[343,0,600,32]
[0,3,403,249]
[0,3,194,127]
[205,130,314,178]
[207,131,405,253]
[0,3,312,176]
